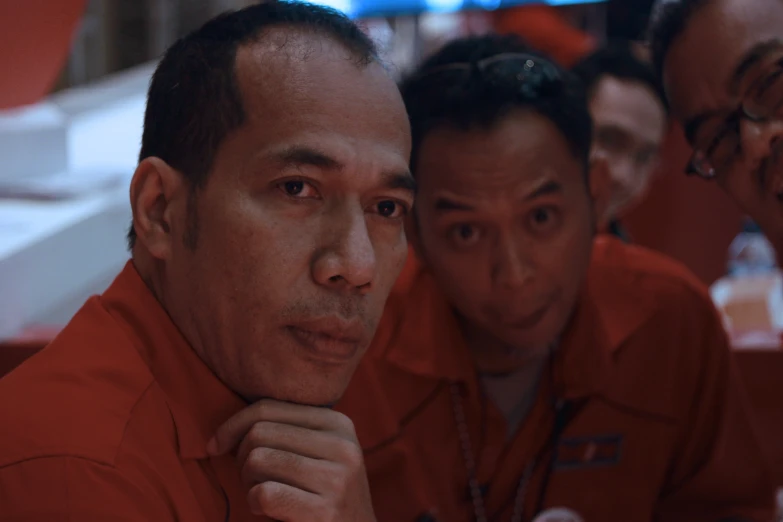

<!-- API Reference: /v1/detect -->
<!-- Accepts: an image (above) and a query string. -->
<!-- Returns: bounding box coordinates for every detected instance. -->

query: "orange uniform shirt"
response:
[0,262,264,521]
[337,235,774,522]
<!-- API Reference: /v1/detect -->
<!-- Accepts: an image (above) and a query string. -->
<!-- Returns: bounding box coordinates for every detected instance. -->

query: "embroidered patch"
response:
[554,434,623,469]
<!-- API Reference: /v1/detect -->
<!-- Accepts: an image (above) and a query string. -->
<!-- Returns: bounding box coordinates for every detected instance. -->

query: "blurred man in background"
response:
[333,34,772,522]
[0,2,414,520]
[649,0,783,259]
[573,43,669,241]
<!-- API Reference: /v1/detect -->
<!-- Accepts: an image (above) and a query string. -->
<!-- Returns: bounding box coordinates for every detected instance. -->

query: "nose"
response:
[739,118,783,169]
[492,233,533,290]
[611,154,637,189]
[311,207,376,293]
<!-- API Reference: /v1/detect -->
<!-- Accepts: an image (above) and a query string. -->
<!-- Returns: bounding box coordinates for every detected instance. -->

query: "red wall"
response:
[0,0,88,109]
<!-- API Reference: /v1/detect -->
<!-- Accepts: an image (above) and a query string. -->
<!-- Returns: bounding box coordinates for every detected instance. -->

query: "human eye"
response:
[527,206,561,235]
[371,199,409,220]
[449,223,483,248]
[276,179,319,199]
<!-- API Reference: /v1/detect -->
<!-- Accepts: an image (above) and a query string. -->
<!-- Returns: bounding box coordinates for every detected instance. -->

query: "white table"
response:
[0,64,154,340]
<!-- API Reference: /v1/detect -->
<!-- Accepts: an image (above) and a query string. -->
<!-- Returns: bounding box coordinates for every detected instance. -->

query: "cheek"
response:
[550,222,593,287]
[720,165,759,209]
[425,248,490,308]
[373,226,410,290]
[197,197,317,305]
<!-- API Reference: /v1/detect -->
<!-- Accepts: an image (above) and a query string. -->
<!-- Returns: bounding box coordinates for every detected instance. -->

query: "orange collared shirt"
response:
[337,235,775,522]
[0,262,263,521]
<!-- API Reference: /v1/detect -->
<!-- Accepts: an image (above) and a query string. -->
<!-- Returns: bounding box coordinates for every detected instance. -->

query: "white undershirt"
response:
[480,366,544,440]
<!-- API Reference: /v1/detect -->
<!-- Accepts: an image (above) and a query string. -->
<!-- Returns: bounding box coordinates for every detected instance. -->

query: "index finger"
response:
[207,399,350,456]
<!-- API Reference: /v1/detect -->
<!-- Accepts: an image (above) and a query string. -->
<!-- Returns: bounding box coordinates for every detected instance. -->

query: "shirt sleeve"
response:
[0,455,175,521]
[654,291,776,522]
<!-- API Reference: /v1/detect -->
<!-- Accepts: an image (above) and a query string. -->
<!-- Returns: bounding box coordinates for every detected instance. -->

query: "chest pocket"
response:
[540,399,678,522]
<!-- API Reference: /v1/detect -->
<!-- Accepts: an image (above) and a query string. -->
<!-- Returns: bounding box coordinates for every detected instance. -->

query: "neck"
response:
[459,317,550,375]
[131,251,207,362]
[131,252,164,300]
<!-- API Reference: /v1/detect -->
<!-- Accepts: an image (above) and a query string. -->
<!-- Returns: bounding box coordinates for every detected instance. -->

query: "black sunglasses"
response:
[406,52,563,99]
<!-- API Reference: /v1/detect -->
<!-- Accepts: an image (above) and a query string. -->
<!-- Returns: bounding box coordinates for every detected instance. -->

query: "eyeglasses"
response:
[687,54,783,180]
[405,52,563,101]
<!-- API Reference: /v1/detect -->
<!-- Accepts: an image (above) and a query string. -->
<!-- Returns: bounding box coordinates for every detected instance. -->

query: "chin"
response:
[508,337,555,356]
[230,346,357,407]
[243,394,336,408]
[244,377,347,408]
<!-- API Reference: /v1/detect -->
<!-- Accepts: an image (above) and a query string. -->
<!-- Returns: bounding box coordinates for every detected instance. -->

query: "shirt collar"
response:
[374,239,655,399]
[100,261,246,459]
[370,251,475,383]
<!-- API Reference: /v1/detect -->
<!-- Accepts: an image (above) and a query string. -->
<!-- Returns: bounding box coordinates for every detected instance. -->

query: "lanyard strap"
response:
[450,384,581,522]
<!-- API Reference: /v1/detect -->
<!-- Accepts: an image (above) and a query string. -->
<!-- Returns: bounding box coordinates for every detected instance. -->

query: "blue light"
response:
[307,0,354,16]
[308,0,605,19]
[475,0,502,10]
[424,0,465,12]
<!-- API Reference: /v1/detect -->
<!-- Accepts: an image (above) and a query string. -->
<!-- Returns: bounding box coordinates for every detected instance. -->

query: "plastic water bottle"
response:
[727,219,778,277]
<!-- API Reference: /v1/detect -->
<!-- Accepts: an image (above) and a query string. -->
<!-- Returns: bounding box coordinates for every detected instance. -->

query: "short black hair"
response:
[128,0,378,249]
[571,41,669,112]
[399,33,593,179]
[647,0,711,82]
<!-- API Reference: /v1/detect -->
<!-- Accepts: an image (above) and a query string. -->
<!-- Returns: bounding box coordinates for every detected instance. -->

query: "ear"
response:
[129,157,188,259]
[588,151,613,232]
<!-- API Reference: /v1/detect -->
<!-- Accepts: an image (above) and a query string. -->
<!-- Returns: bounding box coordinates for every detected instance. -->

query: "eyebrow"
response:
[435,197,473,212]
[273,145,416,196]
[274,146,343,171]
[433,179,562,213]
[524,180,562,200]
[684,40,783,145]
[729,39,783,93]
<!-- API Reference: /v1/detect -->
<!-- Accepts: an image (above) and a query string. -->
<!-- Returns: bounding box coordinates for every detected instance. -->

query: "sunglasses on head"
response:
[407,52,564,99]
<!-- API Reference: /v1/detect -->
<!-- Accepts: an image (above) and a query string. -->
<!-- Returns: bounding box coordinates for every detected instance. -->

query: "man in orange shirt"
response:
[0,2,414,521]
[648,0,783,259]
[332,34,773,521]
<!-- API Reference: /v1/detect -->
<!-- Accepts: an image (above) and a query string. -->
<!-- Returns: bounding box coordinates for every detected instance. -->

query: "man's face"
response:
[663,0,783,249]
[590,76,667,219]
[413,110,595,357]
[166,33,413,406]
